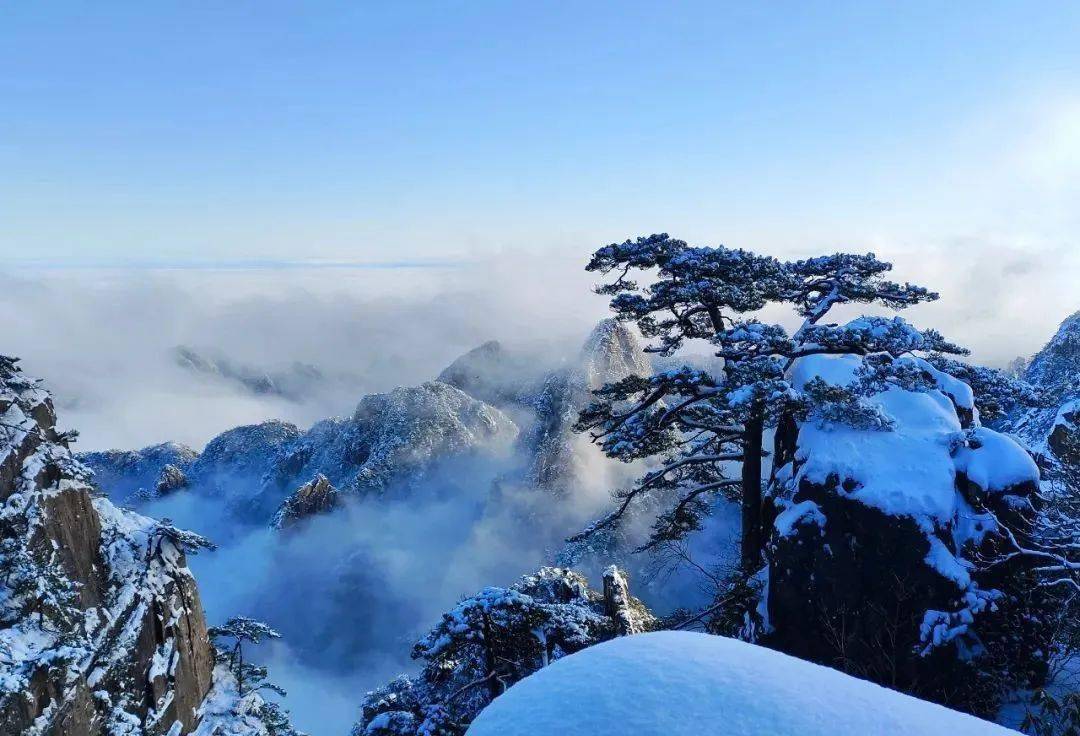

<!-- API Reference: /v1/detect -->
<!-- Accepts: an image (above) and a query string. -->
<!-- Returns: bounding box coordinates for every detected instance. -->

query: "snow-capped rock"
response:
[766,352,1047,707]
[579,318,653,391]
[80,441,199,502]
[0,356,216,735]
[468,632,1017,736]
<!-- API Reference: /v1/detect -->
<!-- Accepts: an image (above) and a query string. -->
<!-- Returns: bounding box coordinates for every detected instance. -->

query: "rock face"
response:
[765,354,1050,715]
[0,356,215,735]
[270,473,340,529]
[1006,310,1080,463]
[521,320,651,492]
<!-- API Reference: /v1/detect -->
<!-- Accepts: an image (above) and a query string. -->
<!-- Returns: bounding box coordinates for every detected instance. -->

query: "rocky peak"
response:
[271,473,340,530]
[602,566,656,636]
[1004,310,1080,459]
[579,318,651,390]
[0,356,215,735]
[157,463,189,494]
[436,340,540,406]
[80,441,199,502]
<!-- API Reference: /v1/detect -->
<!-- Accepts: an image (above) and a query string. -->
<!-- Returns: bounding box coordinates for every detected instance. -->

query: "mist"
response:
[4,243,1075,735]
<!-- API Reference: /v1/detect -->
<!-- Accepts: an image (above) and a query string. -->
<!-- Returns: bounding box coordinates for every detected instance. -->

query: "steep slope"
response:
[0,356,215,735]
[1007,310,1080,462]
[468,632,1017,736]
[521,319,651,492]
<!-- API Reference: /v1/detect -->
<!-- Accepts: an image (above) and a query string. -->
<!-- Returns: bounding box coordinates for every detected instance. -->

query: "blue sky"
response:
[4,2,1080,264]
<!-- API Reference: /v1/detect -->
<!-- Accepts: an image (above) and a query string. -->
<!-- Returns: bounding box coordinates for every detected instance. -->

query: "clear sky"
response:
[4,2,1080,264]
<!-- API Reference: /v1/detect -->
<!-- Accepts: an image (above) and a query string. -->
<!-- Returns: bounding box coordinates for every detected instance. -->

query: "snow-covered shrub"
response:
[353,567,654,736]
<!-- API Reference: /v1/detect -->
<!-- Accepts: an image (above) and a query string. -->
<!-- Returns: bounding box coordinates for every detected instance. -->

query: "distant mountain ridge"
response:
[80,319,653,526]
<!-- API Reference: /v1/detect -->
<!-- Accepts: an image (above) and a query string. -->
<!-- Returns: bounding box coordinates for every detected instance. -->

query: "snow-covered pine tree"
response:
[353,568,654,736]
[206,617,303,736]
[574,236,945,568]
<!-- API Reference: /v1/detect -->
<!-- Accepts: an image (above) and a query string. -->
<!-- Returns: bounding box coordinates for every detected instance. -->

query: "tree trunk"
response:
[740,411,764,570]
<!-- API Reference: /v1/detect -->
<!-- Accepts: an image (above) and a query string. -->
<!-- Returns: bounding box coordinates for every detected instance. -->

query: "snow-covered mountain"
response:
[174,345,361,403]
[82,319,650,524]
[1005,310,1080,464]
[83,382,518,525]
[439,318,652,494]
[0,357,216,734]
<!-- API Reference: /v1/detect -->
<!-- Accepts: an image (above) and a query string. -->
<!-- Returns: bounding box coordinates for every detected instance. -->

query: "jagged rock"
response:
[520,319,651,492]
[0,356,216,735]
[157,463,189,495]
[271,473,340,529]
[602,566,656,635]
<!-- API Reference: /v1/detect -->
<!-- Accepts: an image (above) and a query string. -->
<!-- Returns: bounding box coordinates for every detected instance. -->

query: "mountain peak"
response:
[579,318,651,389]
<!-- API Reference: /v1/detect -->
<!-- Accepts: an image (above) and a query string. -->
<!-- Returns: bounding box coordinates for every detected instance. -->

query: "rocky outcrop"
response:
[519,320,651,492]
[602,566,656,636]
[354,566,654,736]
[270,473,340,529]
[0,356,215,735]
[765,354,1050,716]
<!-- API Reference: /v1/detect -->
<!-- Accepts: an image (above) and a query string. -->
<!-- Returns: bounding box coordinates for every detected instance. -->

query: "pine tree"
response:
[575,236,947,568]
[209,617,303,736]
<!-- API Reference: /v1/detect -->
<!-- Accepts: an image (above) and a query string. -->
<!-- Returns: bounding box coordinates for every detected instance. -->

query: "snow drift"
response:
[467,631,1019,736]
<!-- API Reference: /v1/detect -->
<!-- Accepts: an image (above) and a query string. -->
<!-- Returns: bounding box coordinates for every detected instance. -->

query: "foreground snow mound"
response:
[468,632,1018,736]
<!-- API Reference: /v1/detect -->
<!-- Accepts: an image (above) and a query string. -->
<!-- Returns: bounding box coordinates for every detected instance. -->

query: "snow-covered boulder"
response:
[468,631,1018,736]
[766,352,1048,712]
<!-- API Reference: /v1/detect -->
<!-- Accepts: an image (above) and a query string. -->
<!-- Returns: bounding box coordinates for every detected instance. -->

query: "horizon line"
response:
[4,257,469,272]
